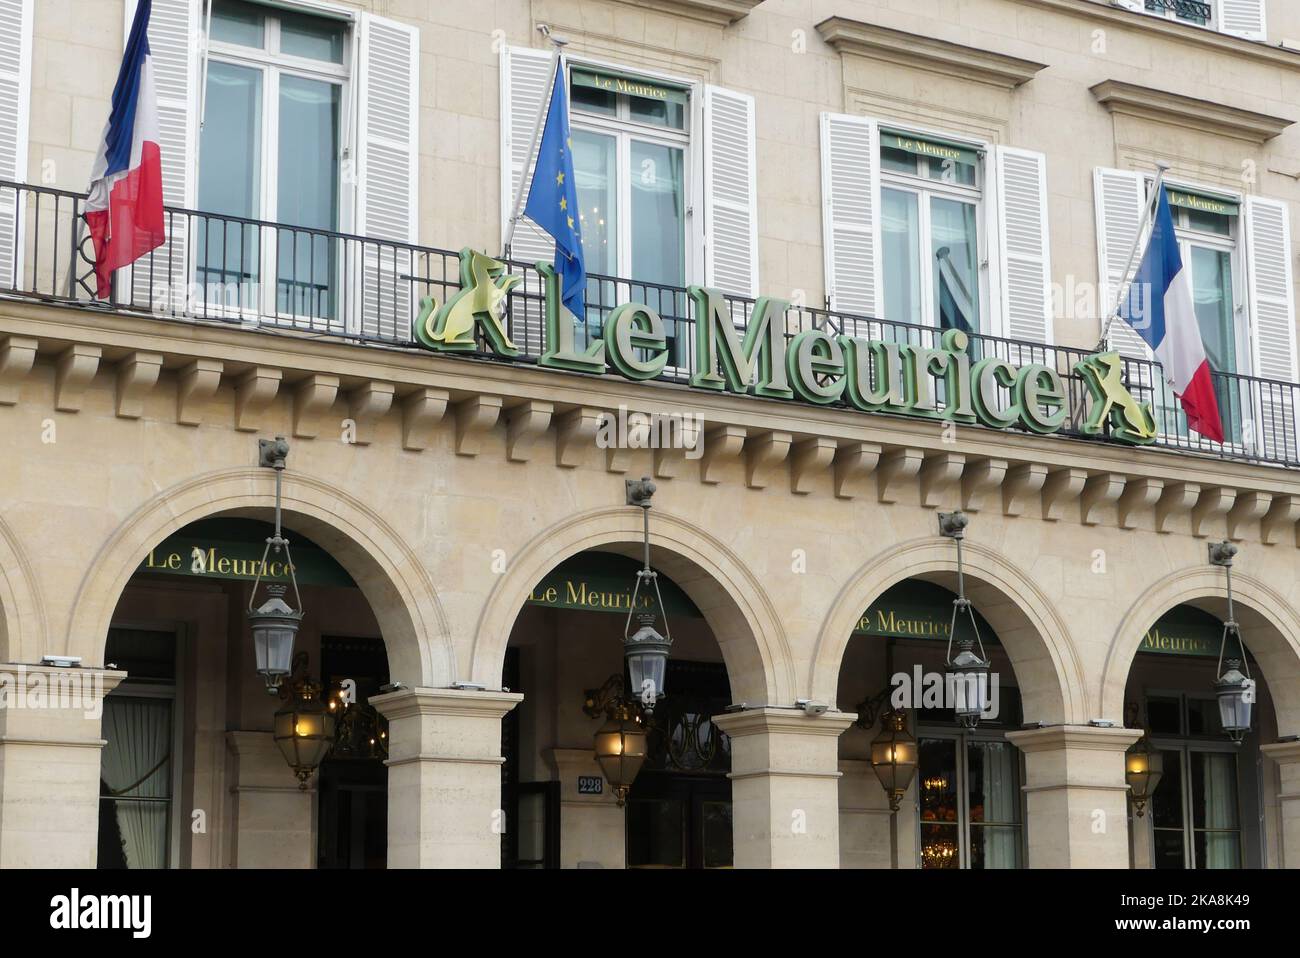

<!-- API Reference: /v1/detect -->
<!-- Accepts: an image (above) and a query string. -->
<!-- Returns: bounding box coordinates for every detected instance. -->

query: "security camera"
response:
[797,699,829,716]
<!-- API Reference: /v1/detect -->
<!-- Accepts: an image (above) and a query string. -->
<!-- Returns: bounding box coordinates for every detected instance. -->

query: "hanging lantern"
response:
[939,511,992,728]
[623,478,672,714]
[248,436,304,693]
[1209,541,1254,744]
[274,678,337,789]
[1125,732,1163,817]
[593,700,647,806]
[870,709,918,811]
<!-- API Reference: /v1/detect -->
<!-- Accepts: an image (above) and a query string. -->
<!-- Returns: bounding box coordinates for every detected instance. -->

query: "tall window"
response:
[880,130,984,334]
[1145,692,1243,869]
[1152,186,1248,441]
[197,0,348,320]
[569,65,690,364]
[98,628,179,870]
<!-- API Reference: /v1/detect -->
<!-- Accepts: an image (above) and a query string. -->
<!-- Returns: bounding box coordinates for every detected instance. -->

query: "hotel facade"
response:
[1,0,1299,870]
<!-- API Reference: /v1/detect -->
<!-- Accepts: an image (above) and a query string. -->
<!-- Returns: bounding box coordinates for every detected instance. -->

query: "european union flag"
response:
[524,60,586,319]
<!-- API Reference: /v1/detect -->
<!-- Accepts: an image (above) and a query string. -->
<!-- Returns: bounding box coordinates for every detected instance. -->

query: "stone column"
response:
[371,687,522,869]
[0,665,124,868]
[1261,740,1300,868]
[1005,725,1142,869]
[712,707,856,869]
[226,730,316,868]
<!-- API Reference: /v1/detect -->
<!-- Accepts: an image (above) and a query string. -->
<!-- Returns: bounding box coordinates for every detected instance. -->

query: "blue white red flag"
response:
[1118,184,1224,442]
[85,0,165,300]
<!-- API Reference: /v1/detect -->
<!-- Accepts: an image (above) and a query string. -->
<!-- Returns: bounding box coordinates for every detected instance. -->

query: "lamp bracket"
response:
[258,436,290,471]
[625,477,657,508]
[1208,540,1237,567]
[938,510,968,540]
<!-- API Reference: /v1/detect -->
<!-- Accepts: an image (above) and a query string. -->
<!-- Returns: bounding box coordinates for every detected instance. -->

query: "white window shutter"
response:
[355,12,419,341]
[993,146,1053,346]
[0,0,31,291]
[500,45,555,267]
[819,112,881,333]
[1220,0,1266,41]
[1093,166,1153,362]
[1244,195,1299,459]
[703,85,758,297]
[123,0,198,306]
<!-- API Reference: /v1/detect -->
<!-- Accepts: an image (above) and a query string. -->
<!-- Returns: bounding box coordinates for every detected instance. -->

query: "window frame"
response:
[1142,0,1218,31]
[100,623,187,870]
[877,122,993,335]
[914,722,1027,870]
[564,54,699,369]
[199,0,355,323]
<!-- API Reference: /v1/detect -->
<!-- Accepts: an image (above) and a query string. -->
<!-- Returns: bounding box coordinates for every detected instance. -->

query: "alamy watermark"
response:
[595,405,705,459]
[0,666,105,719]
[888,665,1001,720]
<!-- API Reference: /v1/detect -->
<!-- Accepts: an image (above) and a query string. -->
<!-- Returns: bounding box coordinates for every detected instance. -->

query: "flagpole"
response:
[1096,161,1170,352]
[502,26,567,260]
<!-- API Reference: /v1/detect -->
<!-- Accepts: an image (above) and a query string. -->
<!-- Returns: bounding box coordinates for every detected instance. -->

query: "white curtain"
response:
[973,740,1021,868]
[101,697,172,869]
[1198,751,1240,869]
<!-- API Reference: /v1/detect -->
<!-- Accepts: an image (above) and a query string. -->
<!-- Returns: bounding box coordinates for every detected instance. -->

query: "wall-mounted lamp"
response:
[939,511,991,728]
[248,437,302,694]
[1209,541,1254,744]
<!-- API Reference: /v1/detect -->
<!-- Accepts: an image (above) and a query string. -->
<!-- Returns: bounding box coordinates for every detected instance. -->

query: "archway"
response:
[0,515,48,664]
[1103,567,1300,870]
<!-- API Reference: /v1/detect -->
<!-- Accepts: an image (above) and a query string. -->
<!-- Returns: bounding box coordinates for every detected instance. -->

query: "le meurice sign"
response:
[411,249,1158,445]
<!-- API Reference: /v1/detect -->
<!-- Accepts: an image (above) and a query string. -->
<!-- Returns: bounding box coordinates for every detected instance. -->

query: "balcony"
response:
[1,179,1297,469]
[1144,0,1213,26]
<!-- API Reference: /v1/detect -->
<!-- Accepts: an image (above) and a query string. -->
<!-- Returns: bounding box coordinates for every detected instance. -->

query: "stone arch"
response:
[64,467,453,687]
[0,515,49,664]
[469,506,795,705]
[1101,566,1300,736]
[809,537,1086,724]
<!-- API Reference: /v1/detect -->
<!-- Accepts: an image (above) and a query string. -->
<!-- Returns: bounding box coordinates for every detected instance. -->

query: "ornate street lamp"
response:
[1124,703,1163,817]
[623,478,672,715]
[584,676,648,807]
[247,437,303,693]
[939,511,992,728]
[870,709,919,812]
[273,652,337,789]
[1209,541,1254,743]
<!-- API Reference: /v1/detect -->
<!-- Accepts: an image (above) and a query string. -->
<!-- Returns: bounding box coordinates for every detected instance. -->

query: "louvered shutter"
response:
[703,85,758,297]
[1220,0,1266,41]
[1093,167,1153,360]
[819,112,880,338]
[0,0,31,291]
[994,146,1053,346]
[499,45,555,352]
[355,13,418,341]
[1244,195,1299,460]
[123,0,198,309]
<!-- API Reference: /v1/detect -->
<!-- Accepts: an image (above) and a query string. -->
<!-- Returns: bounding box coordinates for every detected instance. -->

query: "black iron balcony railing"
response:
[1144,0,1213,25]
[1,179,1297,468]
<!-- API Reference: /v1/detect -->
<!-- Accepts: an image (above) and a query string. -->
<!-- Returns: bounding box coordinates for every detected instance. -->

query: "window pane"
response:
[1190,751,1239,830]
[1150,749,1183,828]
[967,740,1021,826]
[969,824,1021,869]
[931,196,980,333]
[1190,246,1237,373]
[197,61,262,298]
[882,188,921,324]
[280,10,346,63]
[630,142,684,286]
[210,0,266,48]
[1153,828,1186,869]
[99,697,173,870]
[1187,697,1223,736]
[1194,830,1241,870]
[276,75,340,318]
[881,145,918,176]
[572,83,617,117]
[1146,695,1181,735]
[573,129,618,276]
[701,800,733,868]
[926,156,977,187]
[919,737,959,867]
[629,92,686,130]
[626,798,685,867]
[104,628,176,682]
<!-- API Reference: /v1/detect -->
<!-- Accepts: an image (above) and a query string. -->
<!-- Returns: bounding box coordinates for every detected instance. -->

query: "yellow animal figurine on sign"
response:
[413,248,521,356]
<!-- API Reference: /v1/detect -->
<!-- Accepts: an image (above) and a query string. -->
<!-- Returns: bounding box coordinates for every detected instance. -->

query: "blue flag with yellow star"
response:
[524,59,586,319]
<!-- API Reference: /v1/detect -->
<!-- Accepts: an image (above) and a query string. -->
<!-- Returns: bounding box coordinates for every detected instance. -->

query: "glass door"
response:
[918,728,1024,869]
[1150,743,1242,869]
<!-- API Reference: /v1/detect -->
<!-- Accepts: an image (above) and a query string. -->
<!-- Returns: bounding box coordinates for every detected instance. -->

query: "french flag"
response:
[1119,184,1225,443]
[84,0,165,300]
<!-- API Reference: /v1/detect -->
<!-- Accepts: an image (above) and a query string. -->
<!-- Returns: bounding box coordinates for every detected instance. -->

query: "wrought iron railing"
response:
[1,179,1297,468]
[1144,0,1213,25]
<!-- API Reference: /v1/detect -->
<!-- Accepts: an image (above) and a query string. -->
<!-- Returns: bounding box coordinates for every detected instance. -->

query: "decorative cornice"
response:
[815,16,1048,90]
[612,0,762,27]
[1091,79,1293,144]
[1008,0,1300,72]
[1006,724,1142,753]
